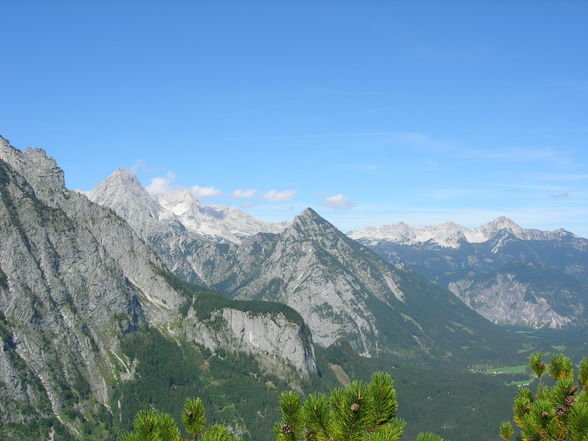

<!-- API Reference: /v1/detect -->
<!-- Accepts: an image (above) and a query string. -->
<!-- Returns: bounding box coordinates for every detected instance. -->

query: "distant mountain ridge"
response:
[89,169,516,363]
[87,168,287,244]
[351,219,588,329]
[2,135,562,441]
[349,217,586,250]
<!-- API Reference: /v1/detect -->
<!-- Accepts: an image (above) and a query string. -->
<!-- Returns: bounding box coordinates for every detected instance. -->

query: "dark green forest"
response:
[106,326,536,441]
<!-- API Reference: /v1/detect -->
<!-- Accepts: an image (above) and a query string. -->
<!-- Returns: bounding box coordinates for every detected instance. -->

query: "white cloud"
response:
[146,171,176,194]
[263,189,297,202]
[191,185,222,199]
[232,189,257,199]
[324,194,356,209]
[146,172,221,199]
[550,192,570,199]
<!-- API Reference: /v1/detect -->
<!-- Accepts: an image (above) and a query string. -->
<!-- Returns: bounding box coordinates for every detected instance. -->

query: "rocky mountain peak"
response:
[88,168,163,222]
[0,137,65,204]
[288,207,338,239]
[349,216,585,249]
[92,168,145,196]
[482,216,525,237]
[294,207,330,226]
[110,167,141,183]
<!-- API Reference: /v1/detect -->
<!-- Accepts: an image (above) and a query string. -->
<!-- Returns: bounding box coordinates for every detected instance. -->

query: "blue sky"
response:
[1,1,587,235]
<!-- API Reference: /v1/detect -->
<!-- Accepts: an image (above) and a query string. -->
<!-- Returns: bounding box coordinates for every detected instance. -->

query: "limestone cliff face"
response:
[448,264,587,329]
[198,209,515,363]
[0,144,144,433]
[353,218,588,329]
[0,136,317,438]
[211,209,406,355]
[185,308,316,378]
[90,169,513,362]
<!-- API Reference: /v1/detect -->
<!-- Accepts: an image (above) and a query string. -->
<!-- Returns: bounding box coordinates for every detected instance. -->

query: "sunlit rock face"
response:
[0,136,317,438]
[351,217,588,329]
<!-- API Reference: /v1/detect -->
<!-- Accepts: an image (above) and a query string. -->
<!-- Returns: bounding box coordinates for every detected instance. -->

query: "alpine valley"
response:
[1,136,586,441]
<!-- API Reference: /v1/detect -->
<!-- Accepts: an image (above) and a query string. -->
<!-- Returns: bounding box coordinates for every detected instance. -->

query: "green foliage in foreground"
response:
[499,353,588,441]
[111,326,517,441]
[316,340,515,441]
[112,326,290,441]
[120,373,445,441]
[119,397,243,441]
[274,372,407,441]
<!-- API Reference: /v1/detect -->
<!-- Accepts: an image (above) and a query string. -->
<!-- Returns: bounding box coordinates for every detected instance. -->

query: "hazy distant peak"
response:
[482,216,522,231]
[110,167,139,181]
[348,217,577,248]
[90,168,289,243]
[91,168,146,197]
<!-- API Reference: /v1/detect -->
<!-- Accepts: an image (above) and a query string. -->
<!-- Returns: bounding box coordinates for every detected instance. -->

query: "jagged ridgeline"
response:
[350,220,588,330]
[0,136,528,441]
[0,138,315,440]
[89,167,518,364]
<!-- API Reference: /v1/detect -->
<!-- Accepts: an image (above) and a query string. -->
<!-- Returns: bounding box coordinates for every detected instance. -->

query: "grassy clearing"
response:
[482,364,528,375]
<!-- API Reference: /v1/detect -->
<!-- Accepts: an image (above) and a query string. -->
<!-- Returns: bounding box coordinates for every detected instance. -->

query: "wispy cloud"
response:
[191,185,222,199]
[550,192,570,199]
[492,183,568,192]
[130,159,152,174]
[232,188,257,199]
[458,148,558,162]
[146,172,176,194]
[146,172,221,199]
[324,194,356,209]
[263,189,297,202]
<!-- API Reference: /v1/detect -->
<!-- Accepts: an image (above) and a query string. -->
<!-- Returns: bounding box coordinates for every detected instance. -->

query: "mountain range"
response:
[350,219,588,328]
[1,134,586,440]
[88,168,514,362]
[0,137,315,440]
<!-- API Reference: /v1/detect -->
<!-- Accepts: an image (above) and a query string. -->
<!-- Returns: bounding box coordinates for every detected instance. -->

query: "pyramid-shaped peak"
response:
[295,207,330,224]
[112,167,137,178]
[492,216,518,225]
[91,168,145,196]
[438,221,463,229]
[300,207,321,219]
[105,168,143,186]
[89,168,157,210]
[289,207,341,239]
[485,216,523,231]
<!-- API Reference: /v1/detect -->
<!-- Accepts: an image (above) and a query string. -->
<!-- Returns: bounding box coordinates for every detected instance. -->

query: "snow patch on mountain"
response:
[349,217,579,248]
[88,168,288,243]
[154,189,288,242]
